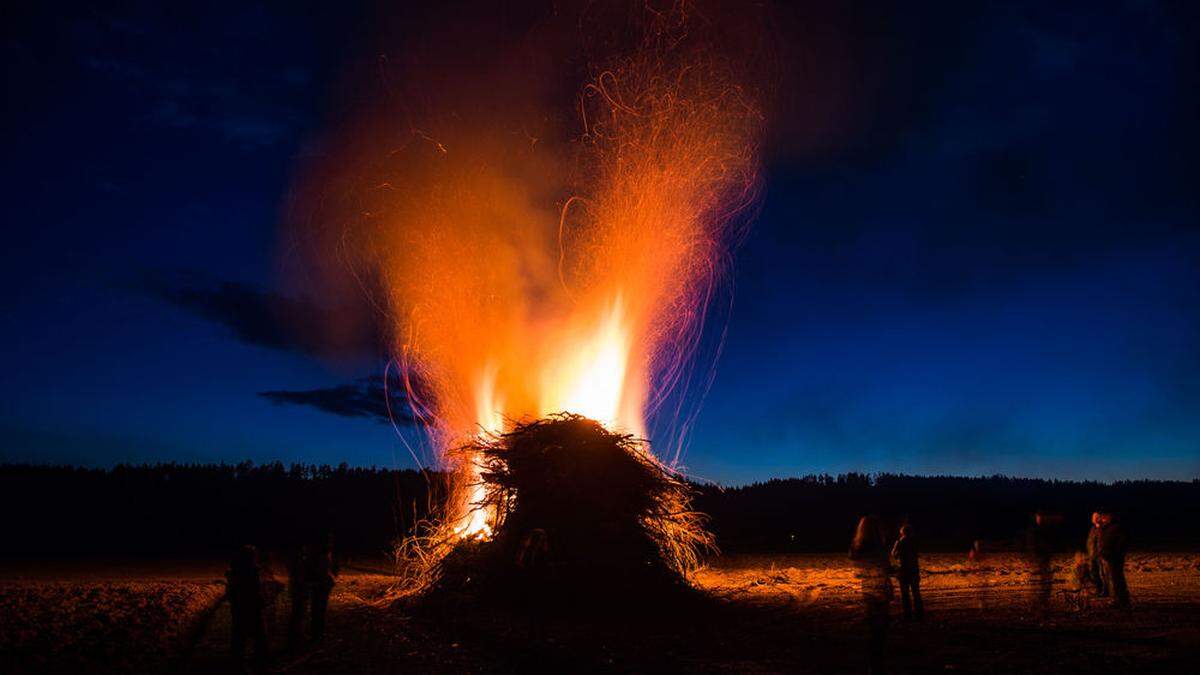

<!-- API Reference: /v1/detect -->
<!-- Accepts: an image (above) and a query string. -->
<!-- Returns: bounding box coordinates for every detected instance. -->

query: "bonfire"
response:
[469,414,714,580]
[303,5,763,595]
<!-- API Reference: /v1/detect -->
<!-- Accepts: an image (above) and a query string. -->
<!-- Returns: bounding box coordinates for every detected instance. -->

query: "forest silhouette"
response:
[2,463,1196,556]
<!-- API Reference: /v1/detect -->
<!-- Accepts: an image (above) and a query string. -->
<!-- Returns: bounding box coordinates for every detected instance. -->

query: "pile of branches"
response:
[467,413,714,586]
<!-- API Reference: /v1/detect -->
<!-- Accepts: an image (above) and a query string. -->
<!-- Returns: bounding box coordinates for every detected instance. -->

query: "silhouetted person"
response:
[1069,551,1086,588]
[515,528,553,641]
[516,527,551,574]
[226,545,268,671]
[965,539,990,611]
[307,535,339,641]
[1024,512,1058,613]
[850,515,892,675]
[286,544,310,650]
[891,524,923,620]
[967,539,985,564]
[1086,511,1108,596]
[1098,511,1130,608]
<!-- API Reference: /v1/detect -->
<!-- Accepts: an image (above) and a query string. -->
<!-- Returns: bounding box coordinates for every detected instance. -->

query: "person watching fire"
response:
[850,515,892,675]
[1098,510,1130,609]
[1086,511,1108,597]
[891,524,924,621]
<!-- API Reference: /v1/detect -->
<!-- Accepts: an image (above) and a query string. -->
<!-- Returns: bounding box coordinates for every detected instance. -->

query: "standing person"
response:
[967,539,985,564]
[891,524,924,621]
[286,544,310,650]
[515,528,552,580]
[307,534,339,642]
[515,528,553,642]
[1098,511,1130,608]
[1024,512,1057,613]
[1070,551,1091,590]
[226,545,268,671]
[850,515,892,675]
[965,540,989,611]
[1086,512,1108,597]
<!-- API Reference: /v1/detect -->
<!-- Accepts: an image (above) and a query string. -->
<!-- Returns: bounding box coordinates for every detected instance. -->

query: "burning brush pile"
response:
[467,414,714,585]
[293,2,765,600]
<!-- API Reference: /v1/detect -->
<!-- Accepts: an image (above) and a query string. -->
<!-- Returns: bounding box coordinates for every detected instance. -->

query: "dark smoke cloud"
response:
[135,271,431,426]
[259,376,419,426]
[135,271,386,360]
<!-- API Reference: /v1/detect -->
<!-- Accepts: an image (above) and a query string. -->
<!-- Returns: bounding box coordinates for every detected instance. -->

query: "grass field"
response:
[0,568,225,673]
[2,552,1197,673]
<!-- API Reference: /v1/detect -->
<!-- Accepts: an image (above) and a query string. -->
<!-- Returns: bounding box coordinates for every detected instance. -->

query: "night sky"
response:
[3,1,1197,483]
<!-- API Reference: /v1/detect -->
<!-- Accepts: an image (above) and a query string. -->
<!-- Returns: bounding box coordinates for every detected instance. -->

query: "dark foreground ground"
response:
[2,553,1197,674]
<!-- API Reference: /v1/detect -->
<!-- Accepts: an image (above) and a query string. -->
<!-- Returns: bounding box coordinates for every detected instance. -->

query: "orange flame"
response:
[538,293,637,434]
[313,9,764,541]
[450,293,645,537]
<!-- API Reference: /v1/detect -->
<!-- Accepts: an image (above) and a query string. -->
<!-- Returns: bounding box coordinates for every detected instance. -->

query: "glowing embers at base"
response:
[454,478,493,539]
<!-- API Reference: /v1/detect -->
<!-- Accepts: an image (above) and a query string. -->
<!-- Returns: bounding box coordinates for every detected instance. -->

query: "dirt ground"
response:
[2,552,1197,674]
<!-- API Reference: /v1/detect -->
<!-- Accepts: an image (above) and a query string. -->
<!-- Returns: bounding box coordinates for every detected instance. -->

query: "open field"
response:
[2,553,1197,673]
[0,559,226,673]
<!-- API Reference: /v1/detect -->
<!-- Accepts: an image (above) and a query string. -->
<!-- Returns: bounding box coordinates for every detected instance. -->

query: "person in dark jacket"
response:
[286,543,310,650]
[306,535,339,642]
[891,524,924,620]
[1085,511,1108,596]
[515,528,553,642]
[850,515,892,675]
[1098,511,1130,608]
[1024,512,1059,612]
[226,545,268,670]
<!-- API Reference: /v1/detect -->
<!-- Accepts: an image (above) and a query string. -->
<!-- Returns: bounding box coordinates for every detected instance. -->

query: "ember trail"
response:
[305,4,763,587]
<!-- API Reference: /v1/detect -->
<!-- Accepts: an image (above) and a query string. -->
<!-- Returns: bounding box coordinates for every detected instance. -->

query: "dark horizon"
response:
[3,1,1199,483]
[3,459,1196,491]
[4,462,1196,559]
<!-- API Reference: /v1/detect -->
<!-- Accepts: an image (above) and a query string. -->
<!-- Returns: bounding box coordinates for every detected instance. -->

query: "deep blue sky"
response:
[3,1,1197,483]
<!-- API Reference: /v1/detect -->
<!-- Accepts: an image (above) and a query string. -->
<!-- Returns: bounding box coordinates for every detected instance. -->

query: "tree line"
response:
[1,463,1196,555]
[695,473,1200,553]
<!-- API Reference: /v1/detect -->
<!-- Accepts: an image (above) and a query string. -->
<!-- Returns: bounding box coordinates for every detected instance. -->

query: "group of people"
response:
[848,515,924,675]
[225,536,340,670]
[1079,509,1130,608]
[1024,508,1132,611]
[222,513,1130,672]
[850,509,1132,674]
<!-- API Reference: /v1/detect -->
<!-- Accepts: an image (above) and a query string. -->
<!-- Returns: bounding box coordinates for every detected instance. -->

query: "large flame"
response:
[453,293,645,537]
[307,7,764,541]
[538,294,636,434]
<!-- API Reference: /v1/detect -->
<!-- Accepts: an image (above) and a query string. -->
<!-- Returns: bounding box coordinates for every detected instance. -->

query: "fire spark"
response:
[298,4,764,583]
